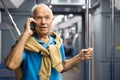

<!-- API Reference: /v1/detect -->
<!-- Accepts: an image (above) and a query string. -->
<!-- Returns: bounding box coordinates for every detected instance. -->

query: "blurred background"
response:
[0,0,120,80]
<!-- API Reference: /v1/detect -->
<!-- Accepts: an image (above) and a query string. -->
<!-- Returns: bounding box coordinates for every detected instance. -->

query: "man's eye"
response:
[37,17,42,19]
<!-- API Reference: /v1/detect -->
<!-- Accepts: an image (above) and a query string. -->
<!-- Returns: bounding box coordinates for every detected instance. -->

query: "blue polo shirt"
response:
[21,35,66,80]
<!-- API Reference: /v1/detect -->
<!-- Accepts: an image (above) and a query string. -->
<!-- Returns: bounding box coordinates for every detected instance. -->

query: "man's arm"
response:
[5,32,31,70]
[5,18,35,70]
[61,48,93,72]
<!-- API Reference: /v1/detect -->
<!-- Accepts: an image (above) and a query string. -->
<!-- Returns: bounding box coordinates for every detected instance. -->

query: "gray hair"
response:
[31,3,53,18]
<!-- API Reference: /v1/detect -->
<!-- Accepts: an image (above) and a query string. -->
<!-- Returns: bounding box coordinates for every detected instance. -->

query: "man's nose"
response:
[41,18,46,23]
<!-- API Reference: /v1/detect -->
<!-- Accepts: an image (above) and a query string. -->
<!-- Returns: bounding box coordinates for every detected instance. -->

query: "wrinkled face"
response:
[33,6,53,36]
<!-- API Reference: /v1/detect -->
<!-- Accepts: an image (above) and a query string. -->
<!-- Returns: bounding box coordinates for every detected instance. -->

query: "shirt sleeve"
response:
[60,44,66,61]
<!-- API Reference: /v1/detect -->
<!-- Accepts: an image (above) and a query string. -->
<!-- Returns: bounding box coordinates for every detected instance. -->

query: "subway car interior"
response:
[0,0,120,80]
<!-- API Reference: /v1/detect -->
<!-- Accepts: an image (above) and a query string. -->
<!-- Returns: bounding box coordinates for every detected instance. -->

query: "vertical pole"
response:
[85,0,89,48]
[110,0,115,80]
[85,0,91,80]
[0,11,1,64]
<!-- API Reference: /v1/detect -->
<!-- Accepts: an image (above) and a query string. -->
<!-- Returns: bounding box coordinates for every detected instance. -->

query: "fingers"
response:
[81,49,88,51]
[84,53,92,59]
[26,17,36,27]
[80,48,93,60]
[85,48,93,60]
[24,18,36,33]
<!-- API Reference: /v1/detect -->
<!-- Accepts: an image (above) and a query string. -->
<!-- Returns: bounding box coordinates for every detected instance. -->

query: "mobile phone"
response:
[30,22,35,29]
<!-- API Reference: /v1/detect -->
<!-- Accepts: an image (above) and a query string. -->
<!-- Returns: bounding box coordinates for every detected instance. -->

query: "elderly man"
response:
[5,3,93,80]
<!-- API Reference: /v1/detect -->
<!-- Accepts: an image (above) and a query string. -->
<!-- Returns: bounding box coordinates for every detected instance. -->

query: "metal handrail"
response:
[1,0,21,36]
[85,0,91,80]
[110,0,115,80]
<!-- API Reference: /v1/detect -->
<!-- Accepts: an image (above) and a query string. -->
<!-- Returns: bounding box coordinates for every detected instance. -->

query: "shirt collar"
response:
[32,34,55,45]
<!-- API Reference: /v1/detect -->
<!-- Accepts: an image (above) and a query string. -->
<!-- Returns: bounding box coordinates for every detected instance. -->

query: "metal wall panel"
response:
[0,0,35,79]
[92,0,120,80]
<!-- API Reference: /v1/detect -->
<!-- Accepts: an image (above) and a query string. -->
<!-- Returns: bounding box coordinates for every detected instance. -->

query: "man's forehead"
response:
[33,5,53,18]
[34,8,51,16]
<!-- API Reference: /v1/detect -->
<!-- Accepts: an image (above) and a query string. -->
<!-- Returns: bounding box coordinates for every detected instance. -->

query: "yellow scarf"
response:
[15,32,63,80]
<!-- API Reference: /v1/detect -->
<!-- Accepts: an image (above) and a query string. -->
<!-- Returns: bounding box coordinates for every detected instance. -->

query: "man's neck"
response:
[35,33,50,44]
